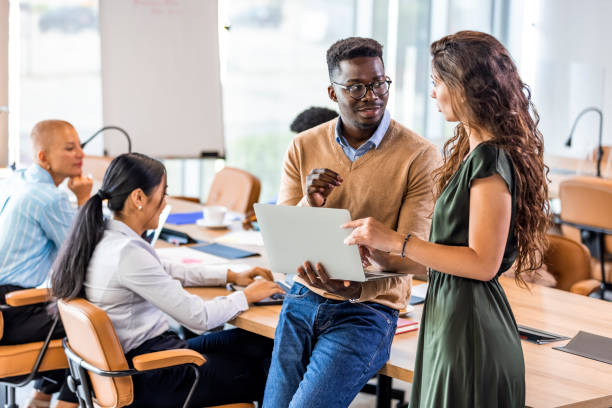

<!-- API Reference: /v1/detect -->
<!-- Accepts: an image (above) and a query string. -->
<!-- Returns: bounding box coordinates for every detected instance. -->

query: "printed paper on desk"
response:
[156,246,228,265]
[411,283,428,299]
[224,263,251,273]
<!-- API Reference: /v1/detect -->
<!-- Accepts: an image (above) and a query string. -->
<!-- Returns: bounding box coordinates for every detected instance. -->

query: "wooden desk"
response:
[186,280,612,408]
[167,199,612,407]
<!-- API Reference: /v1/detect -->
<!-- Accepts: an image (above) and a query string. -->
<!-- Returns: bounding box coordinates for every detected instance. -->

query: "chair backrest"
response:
[0,311,4,341]
[559,176,612,253]
[544,234,592,292]
[170,195,201,204]
[206,167,261,213]
[58,298,133,408]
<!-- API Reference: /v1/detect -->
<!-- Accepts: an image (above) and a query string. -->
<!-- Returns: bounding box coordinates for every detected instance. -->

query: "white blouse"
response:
[84,219,248,353]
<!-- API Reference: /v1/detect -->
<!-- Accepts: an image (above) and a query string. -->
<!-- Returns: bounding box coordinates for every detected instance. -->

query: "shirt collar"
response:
[107,218,142,239]
[24,163,56,186]
[335,109,391,150]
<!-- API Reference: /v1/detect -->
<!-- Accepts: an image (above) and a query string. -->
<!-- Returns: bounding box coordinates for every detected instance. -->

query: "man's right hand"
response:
[305,168,343,207]
[242,280,284,304]
[68,175,93,206]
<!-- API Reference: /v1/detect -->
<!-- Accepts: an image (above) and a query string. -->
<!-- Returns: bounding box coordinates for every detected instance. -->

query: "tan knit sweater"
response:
[278,117,441,310]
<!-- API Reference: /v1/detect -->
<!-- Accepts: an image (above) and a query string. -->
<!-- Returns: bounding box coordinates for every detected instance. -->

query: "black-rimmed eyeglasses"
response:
[331,78,392,100]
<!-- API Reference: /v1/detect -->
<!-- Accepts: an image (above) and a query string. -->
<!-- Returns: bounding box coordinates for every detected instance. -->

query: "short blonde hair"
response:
[30,119,76,154]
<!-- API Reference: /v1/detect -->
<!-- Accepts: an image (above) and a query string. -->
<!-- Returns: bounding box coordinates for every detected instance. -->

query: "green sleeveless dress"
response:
[409,143,525,407]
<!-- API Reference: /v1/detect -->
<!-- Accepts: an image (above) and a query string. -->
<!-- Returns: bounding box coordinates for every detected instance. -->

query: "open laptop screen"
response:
[144,204,172,246]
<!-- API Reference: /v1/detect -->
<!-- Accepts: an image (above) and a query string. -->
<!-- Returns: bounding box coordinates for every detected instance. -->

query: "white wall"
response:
[100,0,225,159]
[510,0,611,159]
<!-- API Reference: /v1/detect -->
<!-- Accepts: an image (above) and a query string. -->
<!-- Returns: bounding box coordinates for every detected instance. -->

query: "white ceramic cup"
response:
[203,205,227,225]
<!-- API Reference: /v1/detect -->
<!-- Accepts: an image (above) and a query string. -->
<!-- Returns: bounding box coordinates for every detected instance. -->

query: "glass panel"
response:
[219,0,356,202]
[220,0,433,202]
[448,0,493,33]
[16,0,102,166]
[391,0,431,136]
[426,0,496,144]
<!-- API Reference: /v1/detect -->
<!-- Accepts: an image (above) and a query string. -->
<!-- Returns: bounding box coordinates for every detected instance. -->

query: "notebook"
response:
[517,325,570,344]
[166,211,203,225]
[553,331,612,365]
[191,243,259,259]
[395,317,419,335]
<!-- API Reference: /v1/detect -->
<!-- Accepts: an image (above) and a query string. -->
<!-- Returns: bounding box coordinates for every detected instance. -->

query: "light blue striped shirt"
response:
[0,164,76,288]
[335,109,391,162]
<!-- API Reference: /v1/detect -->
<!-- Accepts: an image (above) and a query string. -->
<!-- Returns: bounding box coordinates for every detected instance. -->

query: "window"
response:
[219,0,431,202]
[9,0,102,167]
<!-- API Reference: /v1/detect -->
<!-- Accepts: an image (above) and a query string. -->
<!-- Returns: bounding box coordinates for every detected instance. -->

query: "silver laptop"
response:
[146,204,172,246]
[254,203,408,282]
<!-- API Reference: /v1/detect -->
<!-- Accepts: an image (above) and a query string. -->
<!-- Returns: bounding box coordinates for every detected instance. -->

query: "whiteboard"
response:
[100,0,224,158]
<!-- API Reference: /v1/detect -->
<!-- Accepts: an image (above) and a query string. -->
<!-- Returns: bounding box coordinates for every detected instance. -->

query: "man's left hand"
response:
[297,261,362,299]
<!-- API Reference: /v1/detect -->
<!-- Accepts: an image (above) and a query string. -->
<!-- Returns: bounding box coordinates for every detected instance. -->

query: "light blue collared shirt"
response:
[0,164,76,288]
[335,109,391,162]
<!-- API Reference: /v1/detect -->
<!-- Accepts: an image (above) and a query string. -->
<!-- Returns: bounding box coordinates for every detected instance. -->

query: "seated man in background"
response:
[289,106,338,133]
[263,37,441,407]
[243,106,339,230]
[0,119,92,408]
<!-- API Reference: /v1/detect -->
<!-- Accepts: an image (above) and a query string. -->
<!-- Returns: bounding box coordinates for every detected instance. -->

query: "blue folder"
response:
[409,295,425,305]
[166,212,203,225]
[191,243,259,259]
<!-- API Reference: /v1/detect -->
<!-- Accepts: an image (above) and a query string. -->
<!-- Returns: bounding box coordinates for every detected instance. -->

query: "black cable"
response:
[81,125,132,153]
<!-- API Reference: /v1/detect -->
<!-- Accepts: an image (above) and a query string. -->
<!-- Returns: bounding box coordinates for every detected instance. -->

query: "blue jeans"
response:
[263,283,398,408]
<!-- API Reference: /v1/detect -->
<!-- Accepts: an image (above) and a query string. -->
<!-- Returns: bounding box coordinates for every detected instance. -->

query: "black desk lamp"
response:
[565,106,604,177]
[81,126,132,154]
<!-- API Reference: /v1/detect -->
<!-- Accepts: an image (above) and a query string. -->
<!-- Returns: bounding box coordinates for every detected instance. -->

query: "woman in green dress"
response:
[342,31,550,407]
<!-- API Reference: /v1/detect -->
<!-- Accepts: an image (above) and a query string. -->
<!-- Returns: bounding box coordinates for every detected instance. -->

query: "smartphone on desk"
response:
[227,279,291,306]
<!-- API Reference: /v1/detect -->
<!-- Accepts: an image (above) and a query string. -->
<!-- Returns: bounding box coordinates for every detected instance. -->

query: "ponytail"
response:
[51,194,106,299]
[51,153,166,300]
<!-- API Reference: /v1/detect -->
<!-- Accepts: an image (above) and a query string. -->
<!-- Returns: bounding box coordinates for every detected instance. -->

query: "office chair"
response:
[170,196,202,204]
[558,176,612,300]
[206,168,261,214]
[57,298,253,408]
[0,289,68,408]
[543,234,600,295]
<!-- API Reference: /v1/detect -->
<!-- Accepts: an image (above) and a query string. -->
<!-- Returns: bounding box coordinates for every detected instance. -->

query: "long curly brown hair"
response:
[430,31,550,282]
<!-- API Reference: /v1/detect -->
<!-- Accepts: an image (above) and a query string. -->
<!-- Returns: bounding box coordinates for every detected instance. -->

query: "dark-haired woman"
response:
[51,153,283,407]
[335,31,549,407]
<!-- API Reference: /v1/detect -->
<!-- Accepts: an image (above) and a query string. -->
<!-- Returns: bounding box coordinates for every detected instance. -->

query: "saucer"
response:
[196,218,230,229]
[399,305,415,317]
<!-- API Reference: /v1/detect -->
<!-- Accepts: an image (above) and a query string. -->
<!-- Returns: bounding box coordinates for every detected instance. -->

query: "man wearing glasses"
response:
[264,37,441,407]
